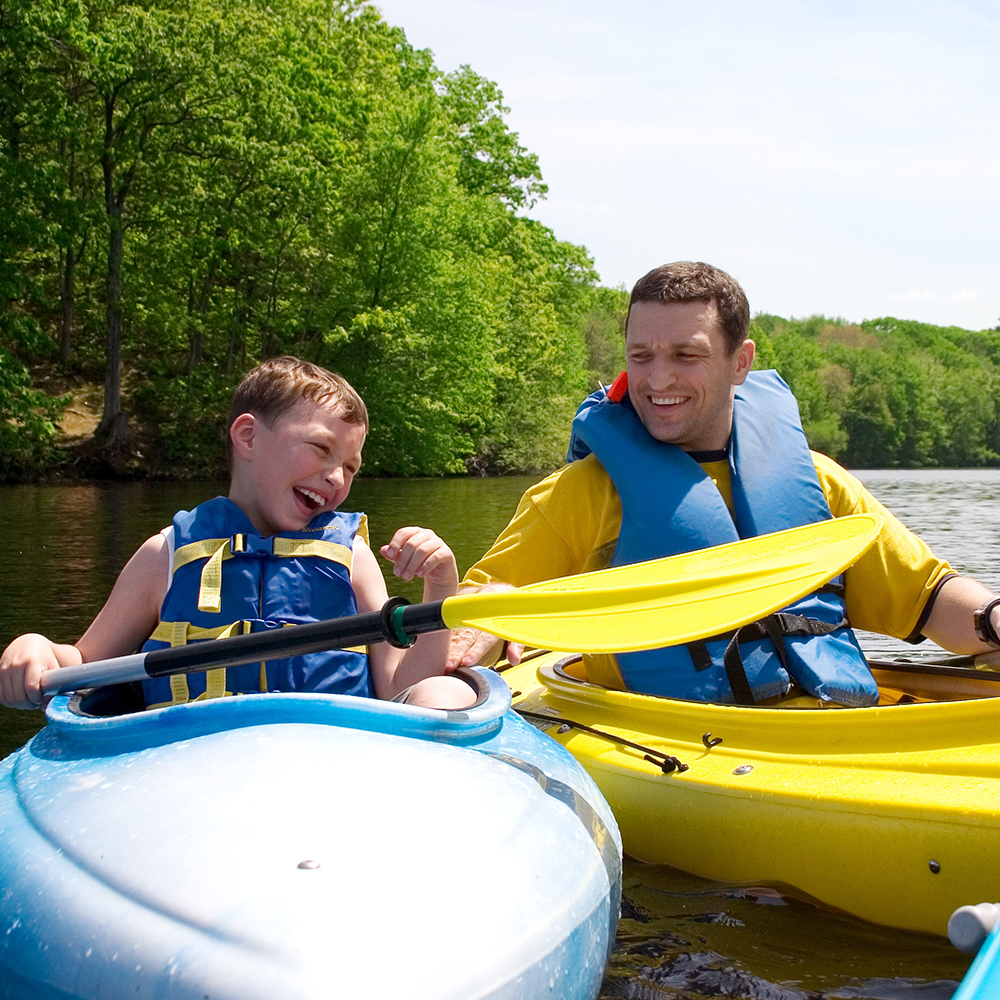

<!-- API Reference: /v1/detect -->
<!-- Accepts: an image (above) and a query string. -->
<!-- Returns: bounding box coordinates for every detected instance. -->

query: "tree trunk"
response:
[58,144,77,366]
[59,246,75,366]
[96,94,129,449]
[96,218,127,448]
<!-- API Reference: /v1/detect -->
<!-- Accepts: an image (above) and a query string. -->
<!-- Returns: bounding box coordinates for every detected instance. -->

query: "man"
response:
[447,261,1000,705]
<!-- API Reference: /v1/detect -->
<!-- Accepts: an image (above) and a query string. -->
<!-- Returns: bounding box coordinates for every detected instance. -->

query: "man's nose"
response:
[649,359,678,388]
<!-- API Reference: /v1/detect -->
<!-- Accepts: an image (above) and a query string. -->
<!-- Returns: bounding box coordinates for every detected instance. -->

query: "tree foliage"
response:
[0,0,608,477]
[753,315,1000,468]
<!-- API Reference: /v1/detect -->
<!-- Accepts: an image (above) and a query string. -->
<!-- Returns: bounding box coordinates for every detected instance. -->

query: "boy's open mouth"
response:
[294,487,325,511]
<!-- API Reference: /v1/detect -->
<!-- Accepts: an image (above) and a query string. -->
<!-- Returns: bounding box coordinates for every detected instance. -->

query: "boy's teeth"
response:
[298,488,324,506]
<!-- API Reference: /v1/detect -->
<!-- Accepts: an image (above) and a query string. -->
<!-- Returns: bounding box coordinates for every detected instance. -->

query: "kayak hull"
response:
[0,669,621,999]
[505,651,1000,938]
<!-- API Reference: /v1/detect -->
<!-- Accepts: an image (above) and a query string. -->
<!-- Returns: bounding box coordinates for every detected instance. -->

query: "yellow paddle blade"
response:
[441,513,883,652]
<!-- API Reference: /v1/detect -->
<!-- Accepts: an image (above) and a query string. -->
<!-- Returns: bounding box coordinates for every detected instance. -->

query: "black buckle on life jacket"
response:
[232,534,273,557]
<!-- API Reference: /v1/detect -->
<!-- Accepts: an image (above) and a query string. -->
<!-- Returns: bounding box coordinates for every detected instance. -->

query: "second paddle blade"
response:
[442,513,883,653]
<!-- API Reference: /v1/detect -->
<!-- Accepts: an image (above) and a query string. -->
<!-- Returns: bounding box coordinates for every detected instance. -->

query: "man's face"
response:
[625,299,754,452]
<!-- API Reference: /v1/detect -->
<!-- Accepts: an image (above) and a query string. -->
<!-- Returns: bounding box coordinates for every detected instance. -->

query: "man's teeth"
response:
[651,396,686,405]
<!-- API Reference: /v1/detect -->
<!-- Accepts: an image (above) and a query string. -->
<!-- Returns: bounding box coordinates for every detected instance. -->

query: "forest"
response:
[2,0,999,481]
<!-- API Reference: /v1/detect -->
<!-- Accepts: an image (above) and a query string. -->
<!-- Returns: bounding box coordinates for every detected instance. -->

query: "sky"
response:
[373,0,1000,331]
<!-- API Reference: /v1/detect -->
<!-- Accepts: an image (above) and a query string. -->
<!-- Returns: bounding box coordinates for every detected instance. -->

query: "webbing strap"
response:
[149,619,249,644]
[272,537,352,568]
[148,619,250,707]
[172,538,231,613]
[723,614,848,706]
[172,534,354,616]
[147,618,368,709]
[686,641,713,672]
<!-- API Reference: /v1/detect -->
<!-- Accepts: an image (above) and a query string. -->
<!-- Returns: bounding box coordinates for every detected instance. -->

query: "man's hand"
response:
[445,583,524,671]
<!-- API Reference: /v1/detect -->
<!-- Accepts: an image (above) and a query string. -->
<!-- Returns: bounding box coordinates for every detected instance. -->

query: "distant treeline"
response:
[753,315,1000,469]
[2,3,998,482]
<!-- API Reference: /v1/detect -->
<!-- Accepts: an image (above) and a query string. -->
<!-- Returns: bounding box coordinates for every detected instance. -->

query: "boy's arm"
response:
[351,527,459,700]
[75,533,170,663]
[0,534,169,710]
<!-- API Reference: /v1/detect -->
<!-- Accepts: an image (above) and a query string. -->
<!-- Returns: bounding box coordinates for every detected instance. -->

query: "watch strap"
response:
[974,597,1000,647]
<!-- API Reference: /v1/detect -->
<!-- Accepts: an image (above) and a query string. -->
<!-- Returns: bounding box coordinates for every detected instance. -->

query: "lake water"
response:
[2,469,999,998]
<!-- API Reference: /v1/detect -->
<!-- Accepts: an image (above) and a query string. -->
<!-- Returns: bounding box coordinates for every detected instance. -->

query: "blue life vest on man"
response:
[566,369,879,706]
[141,496,370,708]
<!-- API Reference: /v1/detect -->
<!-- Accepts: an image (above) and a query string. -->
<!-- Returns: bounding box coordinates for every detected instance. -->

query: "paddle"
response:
[868,650,1000,679]
[39,512,883,696]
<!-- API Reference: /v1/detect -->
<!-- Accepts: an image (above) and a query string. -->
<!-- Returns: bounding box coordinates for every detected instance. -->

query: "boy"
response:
[0,358,474,711]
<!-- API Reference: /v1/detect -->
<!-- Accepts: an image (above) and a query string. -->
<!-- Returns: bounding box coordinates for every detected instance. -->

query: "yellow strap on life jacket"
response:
[146,619,251,708]
[172,531,356,615]
[146,617,368,709]
[271,537,353,567]
[172,537,233,613]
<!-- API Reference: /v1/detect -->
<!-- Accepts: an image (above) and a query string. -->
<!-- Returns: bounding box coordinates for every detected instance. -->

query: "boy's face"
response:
[230,398,366,536]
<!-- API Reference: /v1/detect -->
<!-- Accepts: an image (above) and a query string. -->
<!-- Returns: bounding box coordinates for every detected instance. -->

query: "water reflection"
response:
[603,864,967,999]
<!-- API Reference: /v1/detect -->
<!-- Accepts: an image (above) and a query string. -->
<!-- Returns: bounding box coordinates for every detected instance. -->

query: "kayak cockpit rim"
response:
[539,652,1000,708]
[45,666,511,747]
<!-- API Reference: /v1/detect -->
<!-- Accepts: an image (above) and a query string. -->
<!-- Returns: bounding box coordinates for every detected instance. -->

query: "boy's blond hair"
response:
[228,358,368,462]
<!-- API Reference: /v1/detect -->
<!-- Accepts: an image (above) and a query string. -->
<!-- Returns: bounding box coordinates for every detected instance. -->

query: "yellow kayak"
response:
[503,649,1000,938]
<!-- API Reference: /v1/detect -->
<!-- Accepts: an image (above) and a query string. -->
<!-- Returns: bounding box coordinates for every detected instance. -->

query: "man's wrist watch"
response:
[973,597,1000,647]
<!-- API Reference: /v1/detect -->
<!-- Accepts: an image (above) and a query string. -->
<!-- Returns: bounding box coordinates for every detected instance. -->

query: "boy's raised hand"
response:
[380,526,460,597]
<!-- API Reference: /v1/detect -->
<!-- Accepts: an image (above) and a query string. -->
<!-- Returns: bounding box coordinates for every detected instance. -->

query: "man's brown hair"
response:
[627,261,750,354]
[227,357,368,461]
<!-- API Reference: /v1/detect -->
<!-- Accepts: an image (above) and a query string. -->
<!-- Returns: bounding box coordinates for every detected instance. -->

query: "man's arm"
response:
[922,576,1000,655]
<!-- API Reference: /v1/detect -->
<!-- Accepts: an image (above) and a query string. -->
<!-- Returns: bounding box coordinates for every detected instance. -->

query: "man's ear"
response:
[732,339,756,385]
[230,413,257,460]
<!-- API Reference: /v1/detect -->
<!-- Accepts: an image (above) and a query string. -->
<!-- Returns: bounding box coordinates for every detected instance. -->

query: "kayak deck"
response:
[502,651,1000,938]
[0,668,622,1000]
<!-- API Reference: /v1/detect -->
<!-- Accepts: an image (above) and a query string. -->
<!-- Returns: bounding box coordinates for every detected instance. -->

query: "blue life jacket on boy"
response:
[566,369,879,706]
[142,496,370,708]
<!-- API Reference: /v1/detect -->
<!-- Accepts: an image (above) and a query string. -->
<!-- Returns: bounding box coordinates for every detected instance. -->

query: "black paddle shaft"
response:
[142,600,448,678]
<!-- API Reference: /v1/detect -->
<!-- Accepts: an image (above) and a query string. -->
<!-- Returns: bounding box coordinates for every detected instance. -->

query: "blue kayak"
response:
[950,903,1000,1000]
[0,668,621,999]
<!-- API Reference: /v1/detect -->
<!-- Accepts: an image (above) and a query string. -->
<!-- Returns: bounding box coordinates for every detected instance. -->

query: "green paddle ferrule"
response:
[379,596,415,649]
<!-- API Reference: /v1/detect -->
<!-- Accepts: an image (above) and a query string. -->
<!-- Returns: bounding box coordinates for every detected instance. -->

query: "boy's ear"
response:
[230,413,258,460]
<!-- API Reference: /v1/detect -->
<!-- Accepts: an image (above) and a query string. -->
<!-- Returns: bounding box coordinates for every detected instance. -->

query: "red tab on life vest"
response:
[608,371,629,402]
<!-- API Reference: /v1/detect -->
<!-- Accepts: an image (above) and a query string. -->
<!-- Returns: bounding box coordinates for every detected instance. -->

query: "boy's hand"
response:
[0,633,61,710]
[381,526,460,596]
